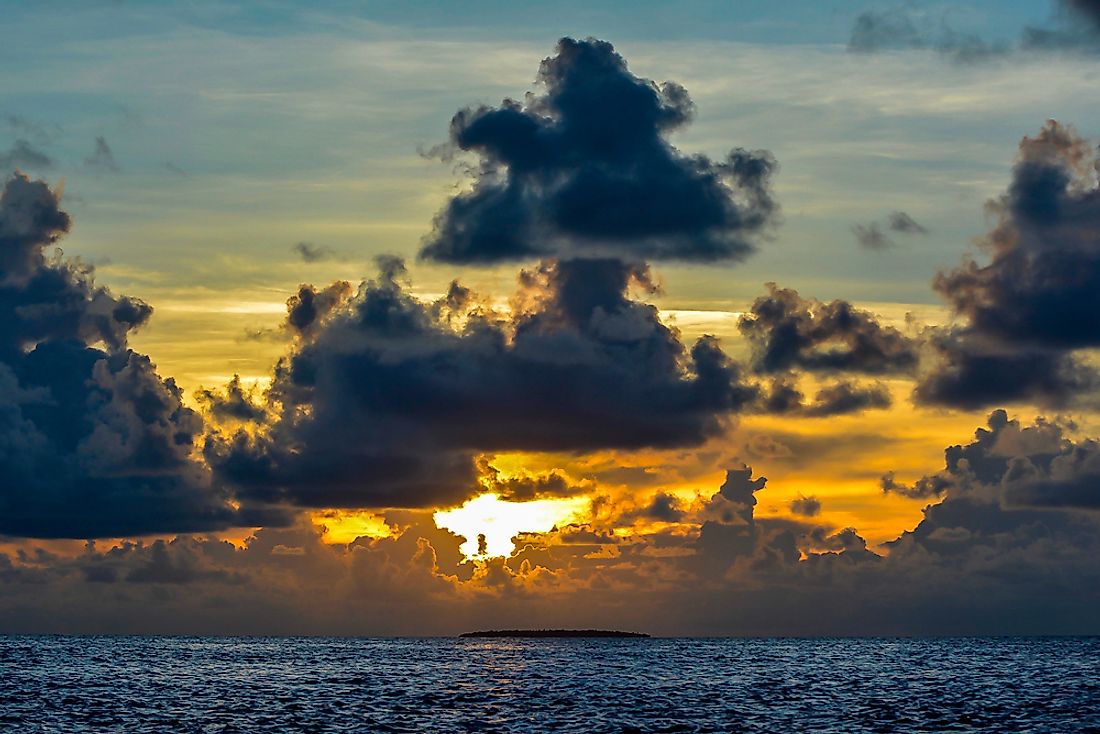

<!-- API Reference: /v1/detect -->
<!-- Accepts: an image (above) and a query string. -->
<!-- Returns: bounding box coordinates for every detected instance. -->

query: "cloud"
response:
[479,462,589,502]
[888,211,928,235]
[4,115,60,145]
[1065,0,1100,25]
[0,173,278,538]
[853,211,928,250]
[4,433,1100,635]
[849,1,1100,61]
[885,409,1100,511]
[83,136,119,173]
[419,37,777,265]
[915,331,1095,409]
[848,7,1004,62]
[880,470,951,500]
[0,139,53,172]
[789,495,821,517]
[284,281,353,338]
[195,375,266,423]
[852,222,893,250]
[739,284,918,375]
[756,377,892,417]
[801,381,891,417]
[207,256,756,510]
[919,122,1100,408]
[292,241,337,263]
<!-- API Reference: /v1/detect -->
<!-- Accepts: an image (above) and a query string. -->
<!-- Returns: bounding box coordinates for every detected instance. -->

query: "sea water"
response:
[1,636,1098,732]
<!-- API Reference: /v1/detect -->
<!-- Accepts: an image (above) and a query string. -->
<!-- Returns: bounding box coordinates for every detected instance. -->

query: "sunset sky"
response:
[3,0,1100,635]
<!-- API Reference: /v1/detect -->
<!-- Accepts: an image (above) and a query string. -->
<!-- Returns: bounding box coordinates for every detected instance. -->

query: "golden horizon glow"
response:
[434,493,588,559]
[313,510,393,544]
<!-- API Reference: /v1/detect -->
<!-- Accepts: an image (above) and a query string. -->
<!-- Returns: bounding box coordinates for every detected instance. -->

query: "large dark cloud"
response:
[419,37,777,265]
[208,256,756,509]
[739,284,918,375]
[919,122,1100,408]
[0,173,271,538]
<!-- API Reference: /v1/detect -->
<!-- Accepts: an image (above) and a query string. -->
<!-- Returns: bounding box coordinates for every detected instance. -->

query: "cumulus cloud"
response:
[207,256,756,510]
[0,173,277,538]
[756,377,892,417]
[419,37,777,265]
[919,122,1100,408]
[195,375,266,424]
[884,409,1100,511]
[739,284,918,375]
[284,281,353,338]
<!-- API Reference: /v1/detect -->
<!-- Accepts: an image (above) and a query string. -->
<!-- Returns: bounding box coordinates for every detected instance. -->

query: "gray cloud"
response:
[739,284,918,375]
[789,495,822,517]
[854,211,929,250]
[756,377,892,417]
[919,122,1100,408]
[83,136,119,173]
[0,139,53,172]
[0,173,281,539]
[419,37,777,265]
[292,241,338,263]
[207,256,756,510]
[850,1,1100,61]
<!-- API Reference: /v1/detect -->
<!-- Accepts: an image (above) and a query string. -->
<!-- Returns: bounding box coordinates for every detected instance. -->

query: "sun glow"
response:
[313,510,393,544]
[434,493,588,559]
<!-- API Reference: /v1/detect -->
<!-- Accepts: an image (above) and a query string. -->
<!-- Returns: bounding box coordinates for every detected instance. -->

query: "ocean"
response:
[1,636,1098,732]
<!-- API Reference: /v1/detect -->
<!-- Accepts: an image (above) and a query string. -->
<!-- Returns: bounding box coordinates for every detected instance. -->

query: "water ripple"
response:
[1,637,1098,732]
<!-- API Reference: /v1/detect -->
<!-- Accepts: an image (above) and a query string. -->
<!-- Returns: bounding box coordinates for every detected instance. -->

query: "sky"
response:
[2,0,1100,635]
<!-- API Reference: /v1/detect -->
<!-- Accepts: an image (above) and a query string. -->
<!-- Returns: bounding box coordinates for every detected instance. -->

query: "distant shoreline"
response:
[459,629,650,639]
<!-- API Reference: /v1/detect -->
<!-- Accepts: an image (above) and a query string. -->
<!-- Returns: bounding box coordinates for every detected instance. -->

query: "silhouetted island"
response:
[459,629,650,639]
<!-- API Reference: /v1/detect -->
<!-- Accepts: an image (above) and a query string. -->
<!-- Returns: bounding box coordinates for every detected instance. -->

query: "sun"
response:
[434,493,587,559]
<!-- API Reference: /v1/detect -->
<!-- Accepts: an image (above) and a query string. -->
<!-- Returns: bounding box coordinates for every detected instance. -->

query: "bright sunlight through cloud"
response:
[434,493,588,559]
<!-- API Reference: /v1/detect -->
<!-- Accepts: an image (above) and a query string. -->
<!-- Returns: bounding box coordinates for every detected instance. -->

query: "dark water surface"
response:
[1,636,1098,732]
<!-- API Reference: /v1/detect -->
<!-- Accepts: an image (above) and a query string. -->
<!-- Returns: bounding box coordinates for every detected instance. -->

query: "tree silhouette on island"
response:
[460,630,650,639]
